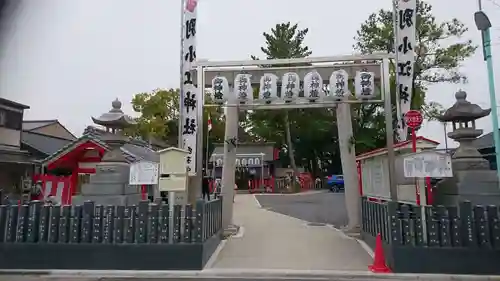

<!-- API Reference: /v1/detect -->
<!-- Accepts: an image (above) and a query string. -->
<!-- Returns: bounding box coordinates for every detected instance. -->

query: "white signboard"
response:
[395,0,417,141]
[404,152,453,178]
[180,0,199,175]
[129,162,159,185]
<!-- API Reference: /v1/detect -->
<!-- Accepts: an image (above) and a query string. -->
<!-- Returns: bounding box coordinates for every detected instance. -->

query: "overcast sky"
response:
[1,0,500,148]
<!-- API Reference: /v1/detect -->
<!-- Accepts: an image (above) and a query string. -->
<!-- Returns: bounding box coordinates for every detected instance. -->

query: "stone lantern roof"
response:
[436,90,491,122]
[91,98,137,131]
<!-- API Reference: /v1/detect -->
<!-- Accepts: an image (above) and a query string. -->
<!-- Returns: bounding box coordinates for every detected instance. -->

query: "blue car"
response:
[326,175,344,192]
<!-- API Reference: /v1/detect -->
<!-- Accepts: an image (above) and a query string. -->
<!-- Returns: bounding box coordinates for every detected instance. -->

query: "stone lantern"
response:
[72,98,142,206]
[434,90,500,205]
[91,98,137,163]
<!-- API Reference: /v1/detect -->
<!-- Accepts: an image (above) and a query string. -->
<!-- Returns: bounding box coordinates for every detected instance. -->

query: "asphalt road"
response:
[255,191,348,227]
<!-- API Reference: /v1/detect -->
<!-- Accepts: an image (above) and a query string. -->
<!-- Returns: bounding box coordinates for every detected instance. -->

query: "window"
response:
[5,110,22,130]
[0,110,5,126]
[0,109,22,130]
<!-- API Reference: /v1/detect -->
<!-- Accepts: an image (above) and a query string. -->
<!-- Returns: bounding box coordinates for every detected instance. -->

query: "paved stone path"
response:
[255,191,348,227]
[209,194,371,270]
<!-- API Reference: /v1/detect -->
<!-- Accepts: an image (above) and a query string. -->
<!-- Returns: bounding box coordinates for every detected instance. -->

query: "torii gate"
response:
[177,0,416,232]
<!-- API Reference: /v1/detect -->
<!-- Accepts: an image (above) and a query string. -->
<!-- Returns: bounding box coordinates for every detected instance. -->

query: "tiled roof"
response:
[211,143,275,161]
[42,126,159,164]
[21,131,72,156]
[472,131,497,150]
[22,120,57,131]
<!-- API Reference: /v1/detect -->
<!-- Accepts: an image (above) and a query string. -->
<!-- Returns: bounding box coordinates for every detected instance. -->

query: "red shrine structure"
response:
[33,99,163,204]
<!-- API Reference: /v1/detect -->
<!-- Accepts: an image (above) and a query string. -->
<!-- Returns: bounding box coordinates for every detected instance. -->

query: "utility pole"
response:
[475,0,500,186]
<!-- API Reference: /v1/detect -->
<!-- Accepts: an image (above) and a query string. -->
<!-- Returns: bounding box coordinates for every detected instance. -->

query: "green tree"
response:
[126,88,179,144]
[249,22,313,176]
[354,0,476,120]
[126,88,226,165]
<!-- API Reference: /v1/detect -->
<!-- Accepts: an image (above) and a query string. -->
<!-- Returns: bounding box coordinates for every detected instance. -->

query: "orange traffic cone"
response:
[368,233,391,273]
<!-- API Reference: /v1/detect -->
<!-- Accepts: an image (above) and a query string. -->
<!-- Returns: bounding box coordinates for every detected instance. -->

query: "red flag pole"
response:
[412,128,421,206]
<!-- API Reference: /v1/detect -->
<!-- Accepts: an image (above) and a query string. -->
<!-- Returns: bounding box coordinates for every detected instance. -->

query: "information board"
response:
[129,161,159,185]
[403,151,453,178]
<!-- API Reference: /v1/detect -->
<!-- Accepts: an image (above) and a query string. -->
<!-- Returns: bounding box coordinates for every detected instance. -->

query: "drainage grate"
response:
[307,222,326,227]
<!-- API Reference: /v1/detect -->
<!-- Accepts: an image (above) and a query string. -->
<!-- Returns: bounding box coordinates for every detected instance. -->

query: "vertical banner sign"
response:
[395,0,417,141]
[180,0,198,175]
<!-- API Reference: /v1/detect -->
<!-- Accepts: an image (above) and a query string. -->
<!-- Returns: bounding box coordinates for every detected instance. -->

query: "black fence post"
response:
[124,205,136,244]
[48,205,60,243]
[59,205,71,243]
[487,205,500,249]
[217,198,223,232]
[103,206,115,244]
[148,203,159,243]
[81,201,94,243]
[27,202,42,243]
[194,199,204,243]
[388,201,402,245]
[159,203,169,243]
[448,206,462,247]
[0,205,7,242]
[70,205,82,243]
[426,206,440,247]
[412,205,424,246]
[473,205,491,248]
[38,205,49,243]
[5,205,18,242]
[16,204,29,242]
[173,204,181,243]
[136,201,149,243]
[183,204,193,243]
[114,205,125,244]
[92,205,104,243]
[437,205,451,247]
[459,201,477,247]
[400,205,412,245]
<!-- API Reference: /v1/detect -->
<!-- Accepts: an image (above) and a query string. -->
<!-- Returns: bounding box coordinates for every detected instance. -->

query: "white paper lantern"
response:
[303,71,324,102]
[211,76,230,104]
[234,74,253,104]
[258,73,278,104]
[328,70,350,101]
[354,71,376,100]
[281,72,300,103]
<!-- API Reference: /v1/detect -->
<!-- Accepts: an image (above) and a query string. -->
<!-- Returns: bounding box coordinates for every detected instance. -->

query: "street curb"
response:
[0,269,498,280]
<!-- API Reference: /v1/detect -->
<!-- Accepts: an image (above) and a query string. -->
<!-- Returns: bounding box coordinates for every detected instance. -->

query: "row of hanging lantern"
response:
[211,69,376,105]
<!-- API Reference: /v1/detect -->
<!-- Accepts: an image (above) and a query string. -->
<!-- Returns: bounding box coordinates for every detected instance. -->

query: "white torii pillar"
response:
[336,103,360,231]
[221,100,238,230]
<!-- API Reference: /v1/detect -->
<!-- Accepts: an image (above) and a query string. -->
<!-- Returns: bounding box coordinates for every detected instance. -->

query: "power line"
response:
[485,0,500,9]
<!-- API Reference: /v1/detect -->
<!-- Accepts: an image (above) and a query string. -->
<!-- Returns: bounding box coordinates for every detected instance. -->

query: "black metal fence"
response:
[361,196,500,274]
[0,198,222,244]
[361,197,500,248]
[0,198,223,270]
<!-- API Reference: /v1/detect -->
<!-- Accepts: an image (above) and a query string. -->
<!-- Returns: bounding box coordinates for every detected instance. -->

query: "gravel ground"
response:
[255,191,348,227]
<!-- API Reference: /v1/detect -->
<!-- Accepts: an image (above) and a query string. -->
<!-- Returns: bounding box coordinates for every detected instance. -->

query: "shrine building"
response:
[34,99,164,202]
[209,142,279,179]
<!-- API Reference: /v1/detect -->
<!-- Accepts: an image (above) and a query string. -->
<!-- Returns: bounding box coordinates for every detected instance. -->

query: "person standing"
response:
[202,173,211,201]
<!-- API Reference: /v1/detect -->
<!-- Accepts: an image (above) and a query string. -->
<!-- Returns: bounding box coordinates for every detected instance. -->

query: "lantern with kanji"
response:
[354,71,375,100]
[328,69,350,101]
[234,74,253,104]
[211,76,230,104]
[258,73,278,104]
[281,72,300,103]
[303,71,324,102]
